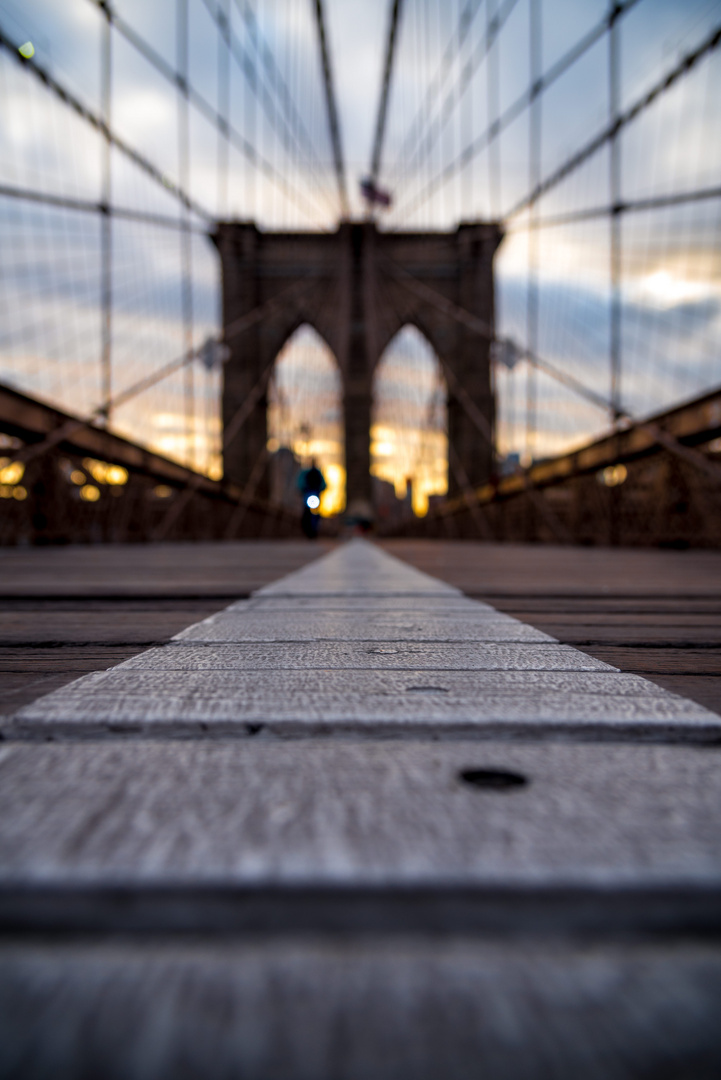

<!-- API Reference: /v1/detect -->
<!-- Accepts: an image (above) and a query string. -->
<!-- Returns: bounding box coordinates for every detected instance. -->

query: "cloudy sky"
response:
[0,0,719,505]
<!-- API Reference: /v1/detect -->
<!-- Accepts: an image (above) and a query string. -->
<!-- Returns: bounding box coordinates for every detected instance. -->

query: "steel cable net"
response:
[377,0,721,475]
[0,0,720,508]
[0,0,340,482]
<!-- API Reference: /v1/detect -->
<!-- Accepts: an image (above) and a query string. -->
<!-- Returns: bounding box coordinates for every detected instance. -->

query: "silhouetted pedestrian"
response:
[297,459,326,539]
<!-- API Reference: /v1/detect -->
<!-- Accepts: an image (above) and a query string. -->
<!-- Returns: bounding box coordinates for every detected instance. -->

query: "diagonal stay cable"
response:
[402,0,517,184]
[447,441,494,539]
[390,0,642,224]
[0,182,209,232]
[200,0,336,219]
[10,278,321,469]
[383,257,721,486]
[505,20,721,220]
[0,23,212,222]
[84,1,328,226]
[503,184,721,231]
[234,0,333,194]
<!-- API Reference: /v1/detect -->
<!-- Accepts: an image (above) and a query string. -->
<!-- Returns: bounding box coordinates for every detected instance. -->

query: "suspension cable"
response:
[369,0,405,189]
[0,24,212,222]
[312,0,349,217]
[234,0,331,189]
[505,20,721,220]
[390,0,484,175]
[200,0,335,217]
[402,0,516,184]
[390,0,643,223]
[0,183,209,232]
[504,185,721,231]
[386,262,721,485]
[82,0,329,225]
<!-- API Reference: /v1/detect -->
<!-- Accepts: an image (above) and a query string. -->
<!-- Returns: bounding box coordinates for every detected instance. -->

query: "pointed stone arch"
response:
[267,323,345,514]
[215,220,501,505]
[372,325,448,516]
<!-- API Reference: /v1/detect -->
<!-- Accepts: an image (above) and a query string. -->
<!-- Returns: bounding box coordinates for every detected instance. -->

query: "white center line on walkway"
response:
[5,538,720,740]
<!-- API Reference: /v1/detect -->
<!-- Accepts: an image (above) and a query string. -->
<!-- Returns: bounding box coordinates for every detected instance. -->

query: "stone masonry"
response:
[214,221,502,511]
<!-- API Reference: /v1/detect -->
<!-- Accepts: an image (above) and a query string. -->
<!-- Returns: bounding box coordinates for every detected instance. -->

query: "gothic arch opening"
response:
[267,324,345,515]
[371,325,448,520]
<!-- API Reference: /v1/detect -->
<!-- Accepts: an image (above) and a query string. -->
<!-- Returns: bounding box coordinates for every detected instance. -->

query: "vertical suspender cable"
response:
[486,0,500,219]
[312,0,349,218]
[608,1,623,544]
[609,1,622,423]
[100,1,112,420]
[526,0,542,469]
[177,0,195,470]
[217,0,231,218]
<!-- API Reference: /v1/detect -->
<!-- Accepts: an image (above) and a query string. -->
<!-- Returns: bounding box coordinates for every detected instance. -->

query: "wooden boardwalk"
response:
[0,541,330,715]
[382,541,721,715]
[1,538,721,1076]
[2,539,720,715]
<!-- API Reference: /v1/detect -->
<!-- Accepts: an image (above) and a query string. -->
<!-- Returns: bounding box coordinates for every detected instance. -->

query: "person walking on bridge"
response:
[297,458,326,539]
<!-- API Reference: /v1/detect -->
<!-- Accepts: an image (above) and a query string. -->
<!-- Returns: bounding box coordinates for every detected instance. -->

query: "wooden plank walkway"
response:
[0,541,330,715]
[3,539,720,717]
[382,540,721,714]
[1,539,721,1076]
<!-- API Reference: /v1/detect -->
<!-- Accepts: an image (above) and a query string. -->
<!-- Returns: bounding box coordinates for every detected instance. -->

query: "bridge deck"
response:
[382,540,721,714]
[1,539,720,715]
[0,539,721,1075]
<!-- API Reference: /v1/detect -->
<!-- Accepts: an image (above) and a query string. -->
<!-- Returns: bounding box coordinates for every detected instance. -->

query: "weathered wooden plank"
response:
[380,540,721,597]
[9,668,716,738]
[499,613,721,628]
[246,595,494,612]
[0,541,329,598]
[506,625,721,647]
[4,538,721,715]
[173,611,556,644]
[1,541,721,1078]
[0,646,156,671]
[0,606,228,646]
[382,540,721,716]
[1,740,721,887]
[1,940,720,1080]
[117,641,617,672]
[8,540,719,738]
[255,540,462,597]
[639,675,721,713]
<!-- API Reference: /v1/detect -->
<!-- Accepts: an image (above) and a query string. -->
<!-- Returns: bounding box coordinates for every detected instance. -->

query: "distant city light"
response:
[105,465,129,485]
[598,464,628,487]
[80,484,101,502]
[306,494,320,509]
[18,42,34,59]
[0,483,27,500]
[0,460,24,486]
[82,458,128,485]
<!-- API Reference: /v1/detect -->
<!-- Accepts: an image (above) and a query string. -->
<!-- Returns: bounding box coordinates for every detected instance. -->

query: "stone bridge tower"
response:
[214,220,502,513]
